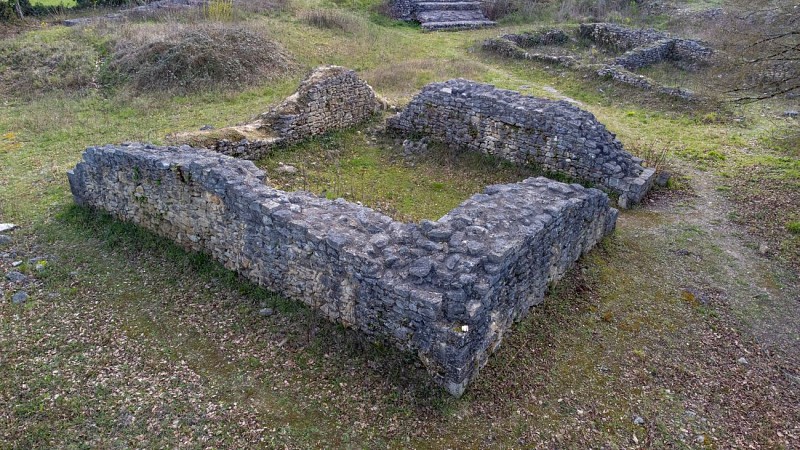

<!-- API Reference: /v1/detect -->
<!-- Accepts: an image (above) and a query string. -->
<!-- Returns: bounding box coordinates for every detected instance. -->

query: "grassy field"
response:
[1,1,798,447]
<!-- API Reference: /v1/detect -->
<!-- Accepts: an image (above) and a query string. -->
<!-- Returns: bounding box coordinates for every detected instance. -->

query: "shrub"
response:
[299,9,364,33]
[481,0,517,21]
[204,0,233,21]
[108,23,295,94]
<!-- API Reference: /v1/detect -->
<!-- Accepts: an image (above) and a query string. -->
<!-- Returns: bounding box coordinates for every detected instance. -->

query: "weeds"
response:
[203,0,233,21]
[299,8,364,33]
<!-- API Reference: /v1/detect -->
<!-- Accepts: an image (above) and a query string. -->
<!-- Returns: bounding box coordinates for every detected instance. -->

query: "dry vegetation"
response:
[0,0,798,447]
[109,22,295,94]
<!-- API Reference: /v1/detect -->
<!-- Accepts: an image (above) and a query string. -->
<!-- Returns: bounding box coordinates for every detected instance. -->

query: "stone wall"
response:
[579,22,713,71]
[387,79,655,207]
[67,143,617,396]
[174,66,385,160]
[484,24,713,101]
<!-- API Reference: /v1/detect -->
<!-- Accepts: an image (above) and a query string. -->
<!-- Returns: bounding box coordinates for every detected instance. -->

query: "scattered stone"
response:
[200,125,215,131]
[783,110,798,118]
[35,262,47,272]
[11,261,22,267]
[758,243,769,255]
[633,416,645,426]
[695,435,706,443]
[738,357,749,365]
[654,170,672,187]
[276,163,298,174]
[5,271,26,283]
[11,291,28,304]
[258,307,274,317]
[0,235,11,246]
[0,223,17,233]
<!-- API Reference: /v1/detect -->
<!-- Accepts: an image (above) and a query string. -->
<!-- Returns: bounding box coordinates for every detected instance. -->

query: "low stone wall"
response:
[174,66,385,160]
[578,22,667,51]
[67,143,617,396]
[387,79,655,206]
[484,24,712,101]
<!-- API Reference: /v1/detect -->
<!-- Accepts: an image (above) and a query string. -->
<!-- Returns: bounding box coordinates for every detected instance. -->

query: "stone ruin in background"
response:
[483,22,714,101]
[388,0,496,31]
[67,66,659,396]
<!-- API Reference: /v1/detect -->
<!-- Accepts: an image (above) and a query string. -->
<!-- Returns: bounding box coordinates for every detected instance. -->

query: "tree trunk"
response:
[14,0,24,18]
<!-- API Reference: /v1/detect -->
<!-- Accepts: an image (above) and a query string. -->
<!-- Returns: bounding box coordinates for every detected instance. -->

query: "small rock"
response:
[758,243,769,255]
[633,416,645,426]
[654,170,671,187]
[737,356,748,365]
[408,257,433,278]
[200,125,215,131]
[12,291,28,304]
[695,435,705,444]
[35,263,47,272]
[0,223,17,233]
[0,235,11,246]
[276,163,298,174]
[11,261,22,267]
[258,307,274,317]
[5,271,26,283]
[783,110,798,118]
[617,195,629,209]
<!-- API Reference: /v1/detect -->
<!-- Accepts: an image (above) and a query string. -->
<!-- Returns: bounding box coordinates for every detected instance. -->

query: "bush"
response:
[481,0,517,21]
[299,9,364,33]
[108,23,295,94]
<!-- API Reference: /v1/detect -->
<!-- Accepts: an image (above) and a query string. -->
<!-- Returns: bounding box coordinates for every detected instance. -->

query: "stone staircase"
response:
[413,0,496,31]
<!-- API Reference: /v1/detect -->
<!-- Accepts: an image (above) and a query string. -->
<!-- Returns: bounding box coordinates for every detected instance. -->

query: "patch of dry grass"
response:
[298,8,365,33]
[108,22,295,94]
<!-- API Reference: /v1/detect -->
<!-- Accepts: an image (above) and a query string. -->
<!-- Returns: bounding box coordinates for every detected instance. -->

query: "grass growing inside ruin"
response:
[1,1,799,447]
[258,127,551,221]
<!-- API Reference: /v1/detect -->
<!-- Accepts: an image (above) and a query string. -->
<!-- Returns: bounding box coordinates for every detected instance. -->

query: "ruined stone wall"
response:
[387,79,655,206]
[578,22,667,51]
[68,143,617,396]
[182,66,385,160]
[579,23,713,71]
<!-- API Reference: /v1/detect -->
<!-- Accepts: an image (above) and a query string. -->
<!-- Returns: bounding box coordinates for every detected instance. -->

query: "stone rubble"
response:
[173,66,386,160]
[67,142,618,396]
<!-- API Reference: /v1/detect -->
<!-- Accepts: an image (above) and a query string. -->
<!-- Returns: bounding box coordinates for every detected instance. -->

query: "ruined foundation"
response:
[68,143,617,396]
[387,79,655,207]
[172,65,386,160]
[483,23,714,101]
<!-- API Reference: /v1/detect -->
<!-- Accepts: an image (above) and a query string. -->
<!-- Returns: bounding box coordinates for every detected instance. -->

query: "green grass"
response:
[1,3,799,447]
[258,127,551,221]
[29,0,76,6]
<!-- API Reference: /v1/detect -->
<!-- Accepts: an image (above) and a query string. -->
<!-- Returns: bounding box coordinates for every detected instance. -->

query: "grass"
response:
[1,1,799,447]
[29,0,76,6]
[257,127,552,221]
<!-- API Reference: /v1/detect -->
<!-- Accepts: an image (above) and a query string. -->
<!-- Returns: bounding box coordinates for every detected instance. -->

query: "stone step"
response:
[415,1,483,11]
[416,9,489,23]
[421,19,497,31]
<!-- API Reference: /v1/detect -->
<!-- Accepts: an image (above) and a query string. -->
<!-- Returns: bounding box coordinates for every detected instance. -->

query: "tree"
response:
[716,0,799,102]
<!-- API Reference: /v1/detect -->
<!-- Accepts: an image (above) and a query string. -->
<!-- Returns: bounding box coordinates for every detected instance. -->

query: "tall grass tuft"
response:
[299,9,364,33]
[204,0,233,21]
